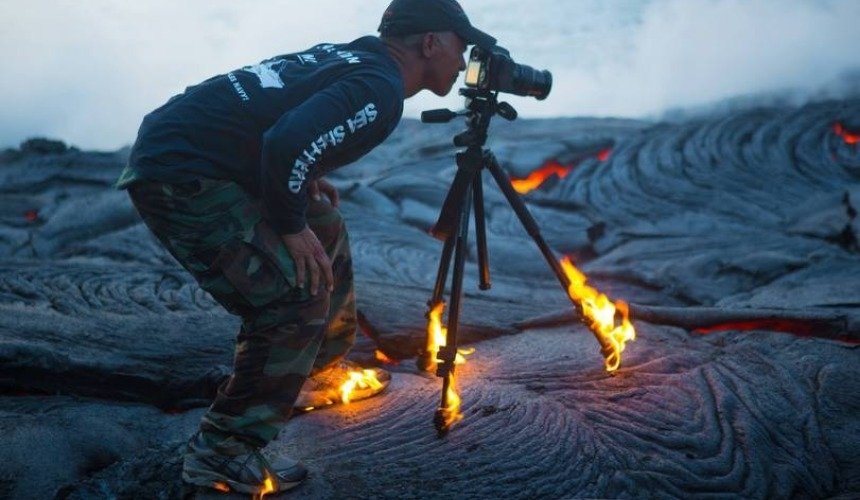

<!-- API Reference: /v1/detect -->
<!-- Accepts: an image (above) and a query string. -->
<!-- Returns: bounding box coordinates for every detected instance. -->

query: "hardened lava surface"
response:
[0,99,858,499]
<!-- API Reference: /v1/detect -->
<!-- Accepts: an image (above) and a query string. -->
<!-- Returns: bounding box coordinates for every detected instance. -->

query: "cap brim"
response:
[457,25,496,49]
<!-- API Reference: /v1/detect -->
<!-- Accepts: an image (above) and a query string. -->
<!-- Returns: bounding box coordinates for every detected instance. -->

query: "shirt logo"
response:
[242,59,287,89]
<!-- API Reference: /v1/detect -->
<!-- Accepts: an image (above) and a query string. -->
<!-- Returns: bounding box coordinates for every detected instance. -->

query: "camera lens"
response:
[493,54,553,100]
[510,64,552,100]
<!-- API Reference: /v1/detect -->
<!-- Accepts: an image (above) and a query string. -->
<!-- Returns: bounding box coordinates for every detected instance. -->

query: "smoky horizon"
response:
[2,0,859,150]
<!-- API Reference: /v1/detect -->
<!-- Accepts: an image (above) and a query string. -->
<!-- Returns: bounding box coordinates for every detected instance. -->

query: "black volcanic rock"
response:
[1,99,859,498]
[19,138,69,155]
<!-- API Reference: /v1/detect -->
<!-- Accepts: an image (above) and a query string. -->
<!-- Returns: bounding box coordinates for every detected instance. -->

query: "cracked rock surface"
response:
[1,100,858,499]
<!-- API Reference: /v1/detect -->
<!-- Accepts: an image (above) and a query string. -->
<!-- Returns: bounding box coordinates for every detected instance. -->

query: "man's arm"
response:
[259,74,400,294]
[260,75,397,235]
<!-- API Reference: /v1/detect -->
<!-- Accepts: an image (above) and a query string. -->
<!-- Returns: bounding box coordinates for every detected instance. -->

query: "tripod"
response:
[418,89,614,436]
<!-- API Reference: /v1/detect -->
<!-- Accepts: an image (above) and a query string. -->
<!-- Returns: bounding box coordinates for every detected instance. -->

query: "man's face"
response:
[426,32,467,96]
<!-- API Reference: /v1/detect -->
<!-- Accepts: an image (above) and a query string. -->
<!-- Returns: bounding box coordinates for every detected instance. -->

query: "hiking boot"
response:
[294,359,391,410]
[182,432,307,495]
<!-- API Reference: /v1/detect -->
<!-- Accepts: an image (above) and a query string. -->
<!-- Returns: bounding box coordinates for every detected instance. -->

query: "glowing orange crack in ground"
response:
[510,160,572,194]
[510,150,612,194]
[834,122,859,145]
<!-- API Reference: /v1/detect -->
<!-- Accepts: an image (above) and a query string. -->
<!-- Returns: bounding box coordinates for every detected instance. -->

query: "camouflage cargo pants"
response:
[127,178,356,451]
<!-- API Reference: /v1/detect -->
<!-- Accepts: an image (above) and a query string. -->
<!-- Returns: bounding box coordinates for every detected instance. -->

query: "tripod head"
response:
[421,89,519,242]
[421,88,518,148]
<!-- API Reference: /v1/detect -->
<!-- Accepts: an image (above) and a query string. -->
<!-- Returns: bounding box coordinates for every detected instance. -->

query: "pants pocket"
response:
[193,223,304,312]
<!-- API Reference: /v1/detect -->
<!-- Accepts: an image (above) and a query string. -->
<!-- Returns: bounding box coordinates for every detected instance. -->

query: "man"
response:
[116,0,495,495]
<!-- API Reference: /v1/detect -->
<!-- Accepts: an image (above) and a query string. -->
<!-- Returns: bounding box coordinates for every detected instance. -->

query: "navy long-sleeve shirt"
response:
[124,36,404,234]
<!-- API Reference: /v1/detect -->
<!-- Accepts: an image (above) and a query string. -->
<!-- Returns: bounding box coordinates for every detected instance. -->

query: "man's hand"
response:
[308,178,339,207]
[281,227,333,295]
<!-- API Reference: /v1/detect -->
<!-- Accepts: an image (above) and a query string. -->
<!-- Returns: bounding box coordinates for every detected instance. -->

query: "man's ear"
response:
[420,32,437,58]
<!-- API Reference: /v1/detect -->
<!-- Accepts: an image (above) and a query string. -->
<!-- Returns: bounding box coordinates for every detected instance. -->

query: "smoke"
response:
[553,0,860,119]
[1,0,858,150]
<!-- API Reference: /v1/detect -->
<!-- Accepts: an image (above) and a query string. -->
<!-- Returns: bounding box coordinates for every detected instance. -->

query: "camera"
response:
[463,46,552,100]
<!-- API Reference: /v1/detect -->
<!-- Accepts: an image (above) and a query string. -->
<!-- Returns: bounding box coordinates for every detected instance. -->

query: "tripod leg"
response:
[473,174,491,291]
[434,185,472,436]
[430,237,456,305]
[484,152,569,290]
[417,236,456,372]
[419,165,473,372]
[483,152,613,355]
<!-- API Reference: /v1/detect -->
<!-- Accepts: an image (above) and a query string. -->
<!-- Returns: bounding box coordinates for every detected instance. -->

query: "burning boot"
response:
[182,432,307,495]
[294,359,391,410]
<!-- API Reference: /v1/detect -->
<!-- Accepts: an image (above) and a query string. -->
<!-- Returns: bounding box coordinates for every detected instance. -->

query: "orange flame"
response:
[438,371,464,430]
[374,349,398,365]
[560,257,635,371]
[339,369,384,404]
[510,160,572,194]
[255,472,276,500]
[834,122,860,145]
[427,303,472,366]
[426,302,474,430]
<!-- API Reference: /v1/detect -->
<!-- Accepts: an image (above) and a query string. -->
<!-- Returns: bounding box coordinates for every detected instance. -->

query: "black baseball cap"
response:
[378,0,496,49]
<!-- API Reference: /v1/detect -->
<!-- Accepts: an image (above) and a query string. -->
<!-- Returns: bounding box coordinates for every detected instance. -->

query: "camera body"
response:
[463,46,552,100]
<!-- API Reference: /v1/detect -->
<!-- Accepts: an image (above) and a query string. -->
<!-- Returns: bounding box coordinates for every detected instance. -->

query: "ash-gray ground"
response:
[1,99,858,499]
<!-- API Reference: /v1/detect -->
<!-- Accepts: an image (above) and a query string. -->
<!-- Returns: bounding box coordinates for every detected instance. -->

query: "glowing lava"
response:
[374,349,398,365]
[510,151,612,194]
[596,148,612,161]
[211,482,231,493]
[339,369,384,404]
[834,122,859,145]
[560,257,636,371]
[510,160,573,194]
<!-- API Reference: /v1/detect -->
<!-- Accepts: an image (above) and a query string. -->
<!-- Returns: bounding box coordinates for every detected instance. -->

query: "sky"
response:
[1,0,859,150]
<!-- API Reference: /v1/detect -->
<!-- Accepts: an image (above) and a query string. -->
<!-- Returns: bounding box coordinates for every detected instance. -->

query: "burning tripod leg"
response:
[482,152,629,366]
[427,174,476,436]
[417,236,455,373]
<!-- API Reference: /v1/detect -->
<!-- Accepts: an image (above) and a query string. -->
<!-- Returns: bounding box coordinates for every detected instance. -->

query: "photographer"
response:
[116,0,494,494]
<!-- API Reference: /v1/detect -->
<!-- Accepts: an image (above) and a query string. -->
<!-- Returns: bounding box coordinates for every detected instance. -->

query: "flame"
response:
[510,160,572,194]
[427,302,472,366]
[426,302,474,431]
[427,302,447,361]
[834,122,860,145]
[254,472,276,500]
[339,369,384,404]
[559,257,635,371]
[374,349,398,365]
[438,371,465,430]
